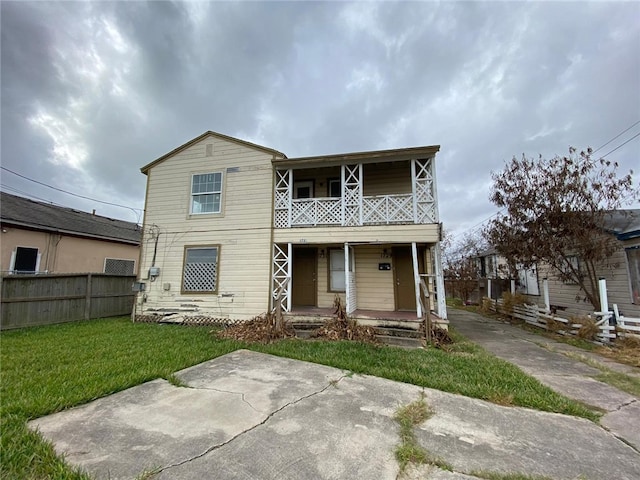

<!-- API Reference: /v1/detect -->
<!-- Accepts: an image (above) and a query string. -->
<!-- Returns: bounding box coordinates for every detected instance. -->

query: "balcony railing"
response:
[287,194,417,227]
[291,198,341,226]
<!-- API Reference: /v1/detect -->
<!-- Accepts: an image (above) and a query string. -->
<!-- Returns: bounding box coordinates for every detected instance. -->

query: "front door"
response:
[292,248,317,307]
[393,246,417,311]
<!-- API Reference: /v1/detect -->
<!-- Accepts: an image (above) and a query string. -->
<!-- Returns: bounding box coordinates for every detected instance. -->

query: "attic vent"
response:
[206,144,213,157]
[104,258,135,275]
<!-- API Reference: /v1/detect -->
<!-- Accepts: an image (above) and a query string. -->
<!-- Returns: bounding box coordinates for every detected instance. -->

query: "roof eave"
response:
[272,145,440,169]
[141,131,288,174]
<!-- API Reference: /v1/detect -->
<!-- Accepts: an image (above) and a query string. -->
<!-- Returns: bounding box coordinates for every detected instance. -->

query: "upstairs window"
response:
[191,173,222,214]
[182,246,219,293]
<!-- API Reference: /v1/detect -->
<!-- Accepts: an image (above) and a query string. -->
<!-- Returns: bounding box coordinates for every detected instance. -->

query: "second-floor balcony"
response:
[273,153,439,229]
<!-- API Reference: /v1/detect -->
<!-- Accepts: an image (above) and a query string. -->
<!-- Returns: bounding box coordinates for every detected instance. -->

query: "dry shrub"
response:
[571,315,599,340]
[546,317,566,333]
[501,291,527,315]
[216,313,295,343]
[421,325,453,349]
[312,296,379,344]
[480,297,493,314]
[598,335,640,367]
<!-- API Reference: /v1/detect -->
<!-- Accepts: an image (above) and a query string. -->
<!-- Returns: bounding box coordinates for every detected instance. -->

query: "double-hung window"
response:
[626,246,640,304]
[191,173,222,214]
[182,246,219,293]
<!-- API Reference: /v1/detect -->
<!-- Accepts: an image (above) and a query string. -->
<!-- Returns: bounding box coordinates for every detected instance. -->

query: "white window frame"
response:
[328,248,354,292]
[294,180,314,199]
[182,245,220,293]
[190,172,223,214]
[516,262,540,296]
[625,245,640,304]
[9,246,41,274]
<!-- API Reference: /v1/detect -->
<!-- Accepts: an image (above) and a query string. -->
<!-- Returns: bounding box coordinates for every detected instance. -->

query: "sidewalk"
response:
[449,308,640,450]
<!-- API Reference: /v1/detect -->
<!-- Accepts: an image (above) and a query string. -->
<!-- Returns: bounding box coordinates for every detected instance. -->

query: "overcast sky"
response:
[2,1,639,239]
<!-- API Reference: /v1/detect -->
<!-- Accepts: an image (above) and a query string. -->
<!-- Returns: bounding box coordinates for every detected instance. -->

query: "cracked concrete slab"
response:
[449,308,640,449]
[29,350,640,480]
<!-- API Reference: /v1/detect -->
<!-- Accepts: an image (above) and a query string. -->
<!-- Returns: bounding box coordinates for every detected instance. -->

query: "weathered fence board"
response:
[488,297,638,343]
[1,274,136,330]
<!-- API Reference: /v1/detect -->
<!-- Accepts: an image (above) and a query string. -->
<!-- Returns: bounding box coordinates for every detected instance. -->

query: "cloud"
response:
[1,1,638,232]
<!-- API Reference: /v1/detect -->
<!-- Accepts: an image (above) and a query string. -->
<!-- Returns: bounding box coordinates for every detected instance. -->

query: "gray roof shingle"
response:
[0,192,141,244]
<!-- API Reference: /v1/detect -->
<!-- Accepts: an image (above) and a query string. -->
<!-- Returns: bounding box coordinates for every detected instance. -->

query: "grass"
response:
[1,317,599,479]
[393,393,452,472]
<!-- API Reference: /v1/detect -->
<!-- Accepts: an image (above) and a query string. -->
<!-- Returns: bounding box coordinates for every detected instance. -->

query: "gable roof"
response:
[140,131,287,174]
[0,192,141,245]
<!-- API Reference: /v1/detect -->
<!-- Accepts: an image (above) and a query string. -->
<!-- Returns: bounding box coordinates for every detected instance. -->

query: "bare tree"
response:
[486,147,637,310]
[442,230,486,303]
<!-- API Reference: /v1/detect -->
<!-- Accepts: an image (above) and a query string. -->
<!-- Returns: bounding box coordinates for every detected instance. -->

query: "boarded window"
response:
[104,258,135,275]
[182,247,219,293]
[191,172,222,214]
[626,247,640,304]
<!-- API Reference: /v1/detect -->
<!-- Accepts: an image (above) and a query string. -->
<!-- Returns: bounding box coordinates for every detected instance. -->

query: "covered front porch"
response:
[271,241,447,328]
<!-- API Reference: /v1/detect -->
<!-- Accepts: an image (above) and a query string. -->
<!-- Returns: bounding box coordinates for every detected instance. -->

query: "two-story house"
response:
[135,131,447,329]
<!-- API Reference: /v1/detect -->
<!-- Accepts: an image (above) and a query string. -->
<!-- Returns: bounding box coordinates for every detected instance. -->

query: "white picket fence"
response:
[488,299,640,344]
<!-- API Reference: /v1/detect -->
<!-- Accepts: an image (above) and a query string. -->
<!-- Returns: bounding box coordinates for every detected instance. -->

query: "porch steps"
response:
[289,322,423,348]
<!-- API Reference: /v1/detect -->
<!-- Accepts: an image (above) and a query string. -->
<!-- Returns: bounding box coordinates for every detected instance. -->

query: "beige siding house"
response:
[136,131,447,326]
[476,210,640,319]
[1,192,140,275]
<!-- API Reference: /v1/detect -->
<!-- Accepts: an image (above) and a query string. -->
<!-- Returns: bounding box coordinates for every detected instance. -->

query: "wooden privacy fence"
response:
[1,273,136,330]
[488,298,640,344]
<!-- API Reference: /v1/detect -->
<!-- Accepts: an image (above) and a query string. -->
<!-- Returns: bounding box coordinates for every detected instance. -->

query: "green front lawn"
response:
[1,317,597,479]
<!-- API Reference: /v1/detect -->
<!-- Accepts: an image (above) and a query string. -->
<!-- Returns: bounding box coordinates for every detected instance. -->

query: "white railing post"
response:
[510,279,516,294]
[598,277,608,313]
[487,278,492,300]
[543,278,550,313]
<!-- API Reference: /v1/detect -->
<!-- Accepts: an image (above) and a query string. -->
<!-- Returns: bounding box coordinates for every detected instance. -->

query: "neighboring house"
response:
[477,210,640,318]
[0,192,141,275]
[135,131,447,325]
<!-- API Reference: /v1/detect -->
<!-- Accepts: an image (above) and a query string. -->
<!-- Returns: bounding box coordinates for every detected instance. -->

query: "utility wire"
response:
[600,131,640,159]
[593,119,640,154]
[1,166,143,221]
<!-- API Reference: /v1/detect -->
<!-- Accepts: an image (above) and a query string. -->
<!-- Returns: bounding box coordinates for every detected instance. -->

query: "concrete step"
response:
[375,335,423,349]
[374,326,421,338]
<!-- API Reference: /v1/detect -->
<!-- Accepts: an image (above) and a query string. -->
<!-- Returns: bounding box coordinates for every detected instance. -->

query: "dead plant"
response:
[216,312,295,343]
[571,315,599,341]
[311,296,379,344]
[480,297,493,314]
[501,291,526,315]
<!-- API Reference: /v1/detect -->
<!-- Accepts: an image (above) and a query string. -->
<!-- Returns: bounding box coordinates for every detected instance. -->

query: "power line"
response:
[1,166,143,221]
[593,119,640,154]
[600,131,640,159]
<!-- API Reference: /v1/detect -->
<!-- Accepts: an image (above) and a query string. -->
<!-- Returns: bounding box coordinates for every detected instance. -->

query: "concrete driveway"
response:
[448,308,640,451]
[29,349,640,480]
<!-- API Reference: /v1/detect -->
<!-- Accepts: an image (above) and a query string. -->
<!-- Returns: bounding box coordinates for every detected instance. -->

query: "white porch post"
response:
[543,278,550,313]
[345,242,356,314]
[287,243,292,312]
[434,243,447,320]
[510,279,516,294]
[487,278,492,300]
[411,242,422,318]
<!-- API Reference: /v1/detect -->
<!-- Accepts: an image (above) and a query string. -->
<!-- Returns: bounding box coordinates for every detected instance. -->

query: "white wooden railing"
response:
[289,194,417,227]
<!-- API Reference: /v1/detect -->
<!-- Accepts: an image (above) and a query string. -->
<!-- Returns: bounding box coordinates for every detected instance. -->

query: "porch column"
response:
[274,169,292,228]
[433,243,447,320]
[411,242,422,318]
[271,243,292,312]
[542,278,550,313]
[344,243,356,314]
[341,164,363,226]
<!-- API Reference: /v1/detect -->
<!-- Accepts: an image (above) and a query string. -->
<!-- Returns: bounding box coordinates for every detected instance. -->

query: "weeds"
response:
[394,393,452,473]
